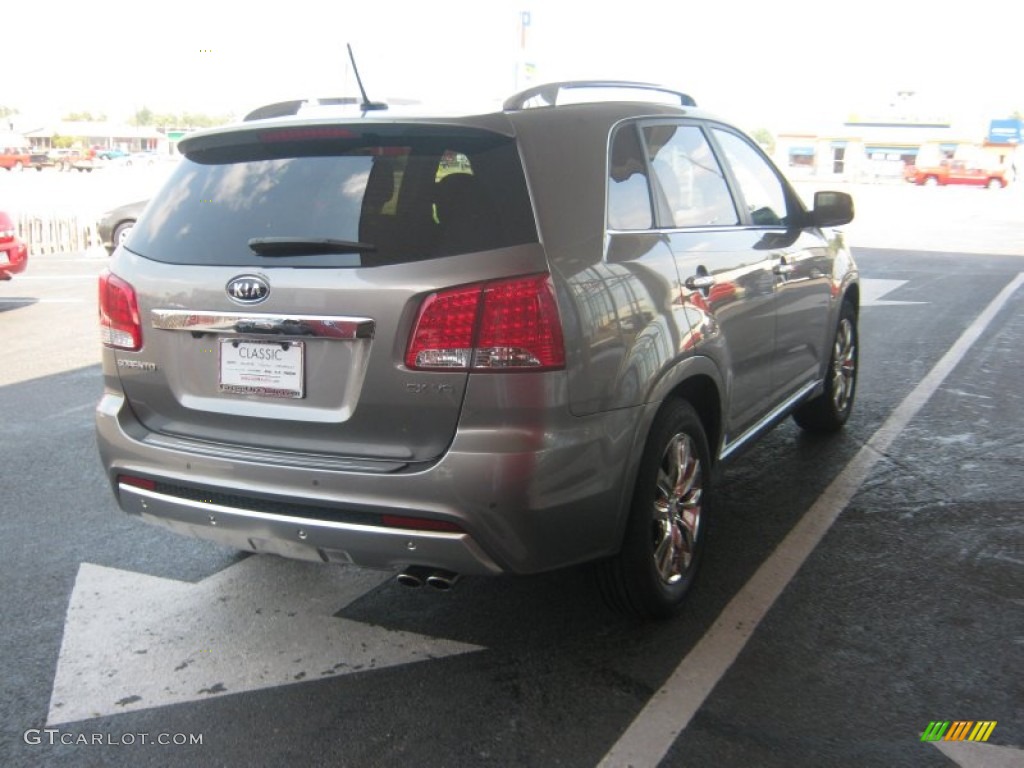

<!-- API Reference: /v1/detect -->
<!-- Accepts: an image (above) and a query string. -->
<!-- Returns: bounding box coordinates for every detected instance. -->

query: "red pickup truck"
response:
[904,160,1008,189]
[1,145,51,171]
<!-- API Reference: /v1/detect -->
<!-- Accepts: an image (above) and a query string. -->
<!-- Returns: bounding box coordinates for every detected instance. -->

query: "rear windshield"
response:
[129,127,538,267]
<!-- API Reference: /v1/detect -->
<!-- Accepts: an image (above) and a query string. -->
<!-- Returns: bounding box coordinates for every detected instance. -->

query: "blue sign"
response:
[987,119,1023,144]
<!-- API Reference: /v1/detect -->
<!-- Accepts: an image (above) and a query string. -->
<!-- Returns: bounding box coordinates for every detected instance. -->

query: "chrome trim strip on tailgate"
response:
[151,309,375,339]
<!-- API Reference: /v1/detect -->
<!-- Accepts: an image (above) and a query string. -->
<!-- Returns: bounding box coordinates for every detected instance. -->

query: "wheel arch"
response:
[842,280,860,314]
[600,384,718,618]
[666,375,722,469]
[644,355,724,462]
[610,359,725,550]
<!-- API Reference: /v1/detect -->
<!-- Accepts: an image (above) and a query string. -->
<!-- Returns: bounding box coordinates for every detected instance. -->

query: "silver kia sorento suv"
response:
[96,81,858,619]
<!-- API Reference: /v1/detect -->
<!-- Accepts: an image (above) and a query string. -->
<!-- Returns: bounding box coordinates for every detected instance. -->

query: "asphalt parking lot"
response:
[0,176,1022,767]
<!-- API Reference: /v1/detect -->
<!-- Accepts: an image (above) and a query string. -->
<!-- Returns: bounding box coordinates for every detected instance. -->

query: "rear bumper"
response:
[96,381,644,576]
[118,481,502,575]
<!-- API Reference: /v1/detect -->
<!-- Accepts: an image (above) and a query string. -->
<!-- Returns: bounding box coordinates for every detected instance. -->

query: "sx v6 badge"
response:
[406,383,454,394]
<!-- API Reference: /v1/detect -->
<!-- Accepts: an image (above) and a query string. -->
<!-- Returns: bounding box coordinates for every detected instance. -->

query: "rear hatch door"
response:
[112,119,543,467]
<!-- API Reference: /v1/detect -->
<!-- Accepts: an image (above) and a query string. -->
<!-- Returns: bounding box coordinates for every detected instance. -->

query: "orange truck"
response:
[904,159,1008,189]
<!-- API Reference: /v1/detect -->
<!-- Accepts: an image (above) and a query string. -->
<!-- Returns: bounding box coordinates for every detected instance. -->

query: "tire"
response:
[986,178,1003,190]
[793,301,858,432]
[598,399,711,620]
[923,176,939,187]
[14,161,24,172]
[112,221,134,250]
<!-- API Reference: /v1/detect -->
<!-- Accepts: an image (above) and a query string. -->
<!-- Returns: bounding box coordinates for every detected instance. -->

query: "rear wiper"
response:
[247,237,377,256]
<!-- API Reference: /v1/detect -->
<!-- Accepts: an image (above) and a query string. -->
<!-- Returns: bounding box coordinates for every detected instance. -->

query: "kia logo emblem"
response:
[226,275,270,304]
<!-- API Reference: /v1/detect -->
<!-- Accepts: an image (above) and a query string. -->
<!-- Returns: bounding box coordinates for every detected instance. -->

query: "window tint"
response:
[607,125,653,230]
[131,130,537,267]
[713,129,790,226]
[643,124,737,227]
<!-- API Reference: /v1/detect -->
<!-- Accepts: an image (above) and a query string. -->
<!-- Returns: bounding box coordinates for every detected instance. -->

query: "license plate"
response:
[219,340,304,399]
[0,251,9,265]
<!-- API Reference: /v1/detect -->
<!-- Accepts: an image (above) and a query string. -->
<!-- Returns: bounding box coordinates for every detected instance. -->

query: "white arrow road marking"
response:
[860,278,928,307]
[48,556,483,725]
[0,298,85,304]
[932,740,1024,767]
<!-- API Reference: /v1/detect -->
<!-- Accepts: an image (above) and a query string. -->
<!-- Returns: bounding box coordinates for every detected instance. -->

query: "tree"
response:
[63,111,107,122]
[131,107,154,126]
[146,111,232,130]
[0,105,18,119]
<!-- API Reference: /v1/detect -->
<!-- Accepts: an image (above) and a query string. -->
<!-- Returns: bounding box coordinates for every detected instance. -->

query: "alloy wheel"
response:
[831,317,856,412]
[651,433,703,585]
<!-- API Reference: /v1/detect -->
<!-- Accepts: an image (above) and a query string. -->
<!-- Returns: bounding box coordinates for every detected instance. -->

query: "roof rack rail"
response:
[503,81,696,111]
[244,96,388,122]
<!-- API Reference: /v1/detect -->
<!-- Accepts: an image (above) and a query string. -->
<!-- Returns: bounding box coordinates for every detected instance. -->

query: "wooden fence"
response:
[14,213,102,256]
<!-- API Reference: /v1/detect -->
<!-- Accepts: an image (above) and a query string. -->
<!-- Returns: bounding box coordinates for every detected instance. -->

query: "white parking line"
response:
[43,402,97,421]
[598,272,1024,768]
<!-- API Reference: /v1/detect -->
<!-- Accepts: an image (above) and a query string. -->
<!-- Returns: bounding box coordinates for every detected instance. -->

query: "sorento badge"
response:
[226,275,270,304]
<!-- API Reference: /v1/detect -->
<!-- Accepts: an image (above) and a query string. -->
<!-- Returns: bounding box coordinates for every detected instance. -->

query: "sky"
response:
[5,0,1017,134]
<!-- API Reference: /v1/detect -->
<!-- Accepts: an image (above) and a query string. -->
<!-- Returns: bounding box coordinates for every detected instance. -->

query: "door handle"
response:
[685,275,716,290]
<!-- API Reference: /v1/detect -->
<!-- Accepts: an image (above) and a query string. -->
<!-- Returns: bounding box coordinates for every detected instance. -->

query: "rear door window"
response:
[130,127,537,267]
[643,123,738,227]
[607,124,654,230]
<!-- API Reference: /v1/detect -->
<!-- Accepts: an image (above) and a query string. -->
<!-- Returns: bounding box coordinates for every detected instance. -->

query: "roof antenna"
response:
[347,44,388,112]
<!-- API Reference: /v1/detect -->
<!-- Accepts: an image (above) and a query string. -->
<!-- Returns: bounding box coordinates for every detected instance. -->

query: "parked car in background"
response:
[1,146,33,171]
[50,148,97,172]
[97,148,130,161]
[0,211,29,279]
[904,159,1008,188]
[27,149,54,170]
[96,81,858,619]
[98,199,147,255]
[124,151,159,166]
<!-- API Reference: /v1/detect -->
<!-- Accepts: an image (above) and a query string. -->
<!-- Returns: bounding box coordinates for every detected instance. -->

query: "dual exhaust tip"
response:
[396,566,461,591]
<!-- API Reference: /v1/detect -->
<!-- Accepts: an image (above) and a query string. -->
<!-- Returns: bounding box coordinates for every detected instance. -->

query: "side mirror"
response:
[808,190,854,228]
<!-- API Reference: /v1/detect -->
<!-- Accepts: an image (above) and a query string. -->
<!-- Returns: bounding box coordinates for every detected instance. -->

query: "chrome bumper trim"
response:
[118,483,503,576]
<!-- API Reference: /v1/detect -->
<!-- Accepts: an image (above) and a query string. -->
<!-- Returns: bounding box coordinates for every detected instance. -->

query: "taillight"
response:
[99,270,143,351]
[406,273,565,371]
[405,284,481,369]
[0,212,15,241]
